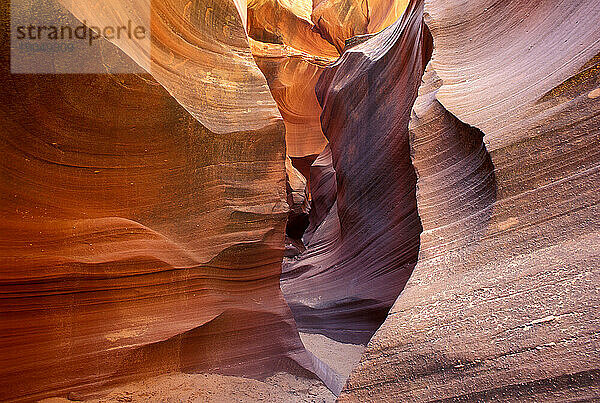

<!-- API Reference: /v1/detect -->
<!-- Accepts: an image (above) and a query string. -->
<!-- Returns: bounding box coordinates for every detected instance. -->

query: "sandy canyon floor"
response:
[39,334,365,402]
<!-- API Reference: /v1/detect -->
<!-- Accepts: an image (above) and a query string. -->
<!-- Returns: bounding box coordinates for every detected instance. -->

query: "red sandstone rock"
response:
[340,0,600,400]
[282,0,432,344]
[2,0,599,400]
[311,0,409,51]
[251,40,331,158]
[0,1,341,400]
[59,0,281,134]
[248,0,339,58]
[301,145,337,246]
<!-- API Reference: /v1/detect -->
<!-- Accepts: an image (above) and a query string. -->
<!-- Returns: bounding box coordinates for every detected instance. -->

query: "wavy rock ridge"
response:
[340,0,600,400]
[282,0,431,344]
[2,0,599,401]
[0,0,336,400]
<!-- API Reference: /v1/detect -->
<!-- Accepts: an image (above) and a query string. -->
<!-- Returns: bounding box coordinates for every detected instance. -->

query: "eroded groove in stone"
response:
[410,67,497,259]
[311,0,409,51]
[340,0,600,400]
[0,0,343,400]
[282,0,433,345]
[59,0,281,134]
[251,40,331,158]
[3,0,599,400]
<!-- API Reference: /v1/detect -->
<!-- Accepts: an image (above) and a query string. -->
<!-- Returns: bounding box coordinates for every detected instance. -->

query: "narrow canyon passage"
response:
[248,0,434,387]
[279,0,432,345]
[1,0,599,401]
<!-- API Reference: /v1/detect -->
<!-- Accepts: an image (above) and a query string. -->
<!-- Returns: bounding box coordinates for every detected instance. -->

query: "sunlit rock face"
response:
[340,0,600,401]
[311,0,409,51]
[0,0,336,400]
[247,0,339,57]
[247,0,335,161]
[2,0,599,400]
[58,0,281,134]
[250,40,331,158]
[246,0,411,160]
[281,0,432,344]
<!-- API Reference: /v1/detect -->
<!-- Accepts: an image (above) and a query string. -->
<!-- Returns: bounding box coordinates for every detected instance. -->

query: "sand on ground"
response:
[38,333,365,402]
[299,332,365,379]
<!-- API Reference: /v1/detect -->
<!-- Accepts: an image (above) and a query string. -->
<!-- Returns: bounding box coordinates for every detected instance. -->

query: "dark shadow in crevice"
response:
[278,1,434,387]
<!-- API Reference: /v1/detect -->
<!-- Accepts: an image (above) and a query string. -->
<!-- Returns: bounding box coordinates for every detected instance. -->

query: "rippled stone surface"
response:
[2,0,599,400]
[282,0,432,344]
[340,0,600,400]
[0,0,338,400]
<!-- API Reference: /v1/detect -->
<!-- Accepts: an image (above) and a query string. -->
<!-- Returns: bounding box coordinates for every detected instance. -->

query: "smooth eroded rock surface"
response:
[282,0,432,344]
[0,1,338,400]
[3,0,599,400]
[340,0,600,400]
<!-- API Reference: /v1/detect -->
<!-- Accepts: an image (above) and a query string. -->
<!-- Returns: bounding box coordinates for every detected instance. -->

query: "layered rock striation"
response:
[2,0,599,401]
[0,0,339,400]
[341,0,600,400]
[282,0,432,344]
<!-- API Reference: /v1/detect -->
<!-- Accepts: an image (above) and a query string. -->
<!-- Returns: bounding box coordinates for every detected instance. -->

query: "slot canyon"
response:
[1,0,599,401]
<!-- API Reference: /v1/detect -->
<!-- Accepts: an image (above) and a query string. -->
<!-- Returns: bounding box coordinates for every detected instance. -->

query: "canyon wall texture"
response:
[0,0,337,400]
[340,0,600,400]
[281,0,431,344]
[2,0,599,400]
